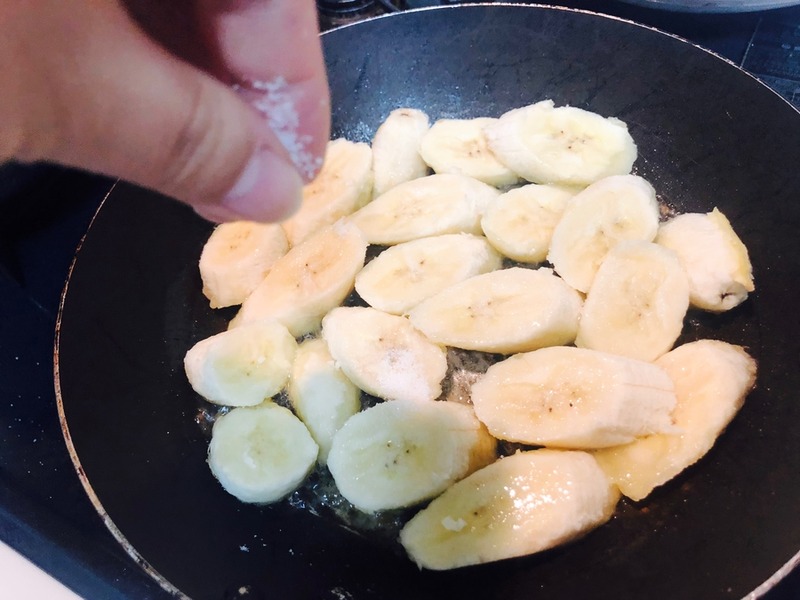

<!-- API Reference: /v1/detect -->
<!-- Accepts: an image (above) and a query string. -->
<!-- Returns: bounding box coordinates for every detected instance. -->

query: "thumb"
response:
[2,0,328,222]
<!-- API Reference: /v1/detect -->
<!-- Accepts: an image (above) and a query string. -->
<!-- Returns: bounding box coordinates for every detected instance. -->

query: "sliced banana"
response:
[418,117,520,187]
[408,267,582,354]
[208,402,318,504]
[354,233,502,315]
[480,183,576,263]
[547,174,660,293]
[183,320,297,407]
[471,346,677,449]
[232,220,368,336]
[349,173,501,245]
[655,208,755,312]
[327,399,497,513]
[287,338,361,465]
[576,240,690,362]
[198,221,288,308]
[321,306,448,403]
[484,99,637,186]
[281,138,373,247]
[399,449,619,570]
[372,108,431,198]
[594,340,756,501]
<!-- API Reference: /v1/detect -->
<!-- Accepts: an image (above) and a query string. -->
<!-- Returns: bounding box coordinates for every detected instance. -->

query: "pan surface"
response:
[56,5,800,599]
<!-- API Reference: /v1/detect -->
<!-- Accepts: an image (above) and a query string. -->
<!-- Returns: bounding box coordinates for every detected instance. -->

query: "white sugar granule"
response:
[376,347,431,402]
[235,77,323,180]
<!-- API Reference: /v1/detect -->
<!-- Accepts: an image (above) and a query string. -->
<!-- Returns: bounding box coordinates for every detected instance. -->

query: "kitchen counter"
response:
[1,2,798,598]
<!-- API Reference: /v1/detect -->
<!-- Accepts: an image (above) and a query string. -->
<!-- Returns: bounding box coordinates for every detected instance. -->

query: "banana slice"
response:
[408,267,582,354]
[349,173,501,245]
[480,183,576,263]
[327,399,497,513]
[547,174,660,293]
[321,306,448,403]
[198,221,288,308]
[232,220,368,336]
[470,346,677,449]
[655,208,755,312]
[354,233,502,315]
[576,240,690,362]
[287,338,361,465]
[183,320,297,407]
[594,339,757,501]
[208,402,318,504]
[372,108,431,198]
[484,99,637,186]
[282,138,373,247]
[418,117,520,187]
[399,449,619,570]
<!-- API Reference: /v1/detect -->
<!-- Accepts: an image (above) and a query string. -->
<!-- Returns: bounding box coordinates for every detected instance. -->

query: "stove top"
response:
[1,2,799,599]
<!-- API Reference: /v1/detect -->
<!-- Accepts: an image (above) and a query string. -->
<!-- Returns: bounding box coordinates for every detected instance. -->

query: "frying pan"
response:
[55,5,800,599]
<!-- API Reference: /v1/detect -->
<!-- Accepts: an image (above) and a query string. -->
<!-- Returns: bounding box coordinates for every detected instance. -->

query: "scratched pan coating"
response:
[56,6,800,599]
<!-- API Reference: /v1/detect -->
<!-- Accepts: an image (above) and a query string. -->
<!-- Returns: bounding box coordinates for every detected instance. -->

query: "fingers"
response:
[0,0,330,223]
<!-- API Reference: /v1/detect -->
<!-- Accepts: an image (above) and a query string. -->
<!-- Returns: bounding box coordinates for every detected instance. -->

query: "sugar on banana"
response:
[327,399,496,513]
[470,346,677,449]
[354,233,502,315]
[371,108,431,198]
[198,221,288,309]
[399,449,620,570]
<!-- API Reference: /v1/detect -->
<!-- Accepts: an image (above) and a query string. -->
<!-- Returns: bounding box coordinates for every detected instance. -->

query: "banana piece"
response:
[593,339,757,501]
[349,173,501,245]
[281,138,373,247]
[327,399,497,513]
[418,117,520,187]
[371,108,431,198]
[470,346,677,448]
[484,99,637,186]
[321,306,448,403]
[480,183,576,263]
[399,449,619,570]
[198,221,288,308]
[547,174,660,293]
[183,320,297,407]
[208,402,318,504]
[354,233,502,315]
[287,338,361,465]
[232,220,368,336]
[407,267,582,354]
[655,208,755,312]
[576,240,690,362]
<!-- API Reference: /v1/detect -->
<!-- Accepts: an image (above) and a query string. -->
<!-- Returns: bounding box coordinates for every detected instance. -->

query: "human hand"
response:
[0,0,330,222]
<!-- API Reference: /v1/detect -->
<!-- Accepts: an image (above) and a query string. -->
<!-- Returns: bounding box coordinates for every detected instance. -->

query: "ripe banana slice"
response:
[354,233,502,315]
[208,402,318,504]
[484,99,637,186]
[593,339,757,501]
[372,108,431,198]
[321,306,448,403]
[287,338,361,465]
[399,449,619,570]
[349,173,501,245]
[547,174,660,292]
[327,399,497,513]
[183,320,297,407]
[408,267,582,354]
[232,220,368,336]
[418,117,520,187]
[655,208,755,312]
[282,138,373,247]
[576,240,690,362]
[199,221,288,308]
[480,183,576,263]
[470,346,677,449]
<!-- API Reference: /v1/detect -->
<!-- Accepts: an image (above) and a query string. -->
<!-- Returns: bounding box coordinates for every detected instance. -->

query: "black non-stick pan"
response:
[56,5,800,599]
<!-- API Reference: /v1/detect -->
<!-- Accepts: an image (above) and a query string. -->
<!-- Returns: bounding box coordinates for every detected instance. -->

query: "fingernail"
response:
[220,151,303,222]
